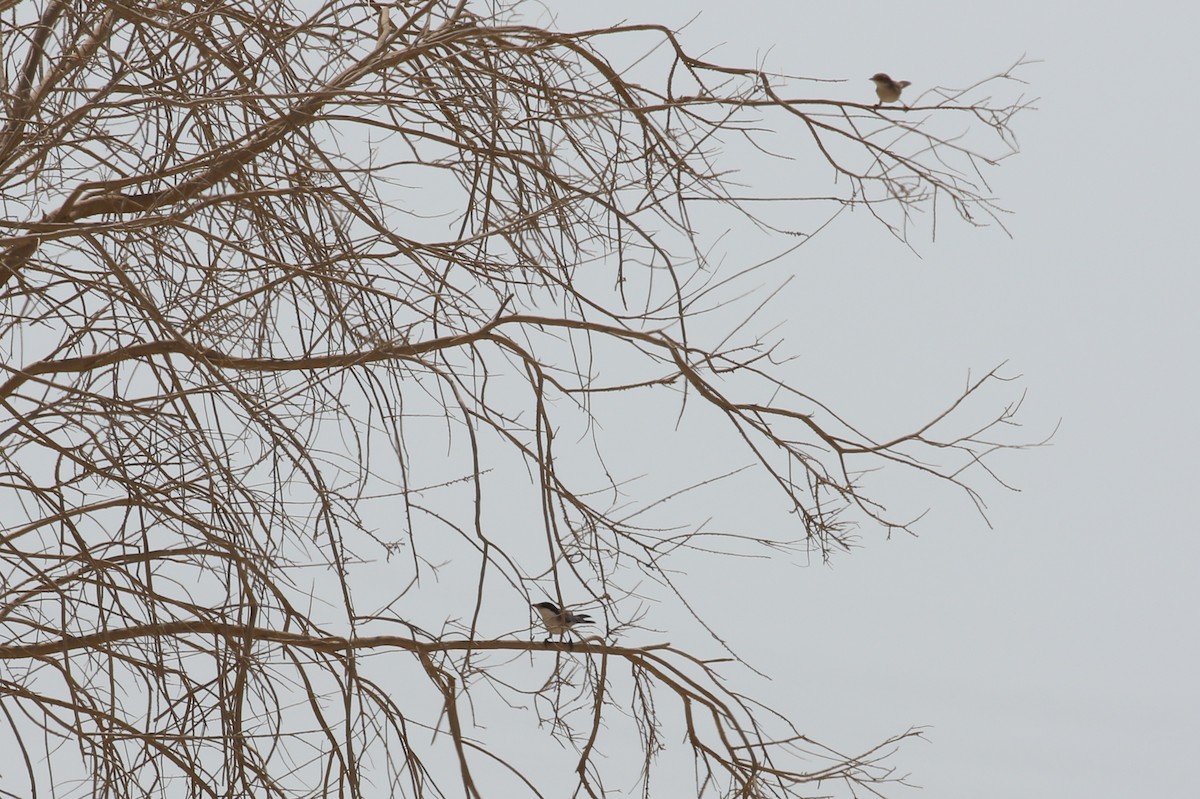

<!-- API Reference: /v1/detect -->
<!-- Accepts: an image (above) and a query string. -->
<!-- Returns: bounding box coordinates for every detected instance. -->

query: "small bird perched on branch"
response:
[870,73,911,107]
[532,601,594,646]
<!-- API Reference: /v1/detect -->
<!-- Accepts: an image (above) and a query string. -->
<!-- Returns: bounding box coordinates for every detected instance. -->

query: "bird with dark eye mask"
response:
[532,601,594,647]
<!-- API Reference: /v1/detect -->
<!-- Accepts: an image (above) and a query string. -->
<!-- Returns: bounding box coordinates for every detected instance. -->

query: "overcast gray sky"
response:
[4,2,1193,796]
[546,0,1200,796]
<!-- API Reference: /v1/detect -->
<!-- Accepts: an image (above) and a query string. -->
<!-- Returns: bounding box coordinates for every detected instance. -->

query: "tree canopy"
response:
[0,1,1034,796]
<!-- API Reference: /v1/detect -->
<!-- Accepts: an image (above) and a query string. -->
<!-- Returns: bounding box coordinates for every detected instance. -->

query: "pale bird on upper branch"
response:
[870,72,911,107]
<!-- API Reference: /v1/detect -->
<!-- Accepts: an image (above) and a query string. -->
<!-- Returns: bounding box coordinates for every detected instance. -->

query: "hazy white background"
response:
[6,1,1194,797]
[541,0,1200,796]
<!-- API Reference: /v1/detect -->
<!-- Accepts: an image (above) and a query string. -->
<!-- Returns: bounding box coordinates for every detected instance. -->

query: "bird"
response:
[870,73,911,107]
[532,601,594,647]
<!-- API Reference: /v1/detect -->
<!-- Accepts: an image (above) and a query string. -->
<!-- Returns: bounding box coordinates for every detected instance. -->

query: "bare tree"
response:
[0,1,1035,797]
